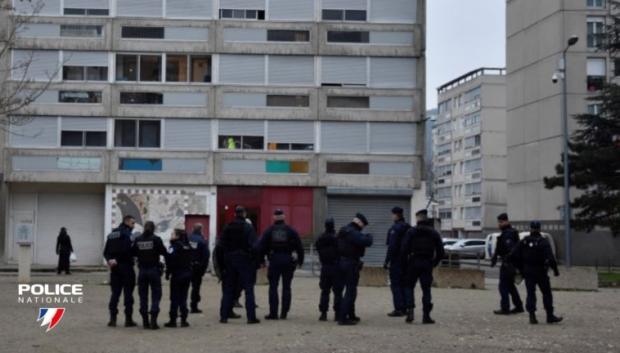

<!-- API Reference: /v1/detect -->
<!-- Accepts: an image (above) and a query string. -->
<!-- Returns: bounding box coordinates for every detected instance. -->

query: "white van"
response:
[485,232,557,260]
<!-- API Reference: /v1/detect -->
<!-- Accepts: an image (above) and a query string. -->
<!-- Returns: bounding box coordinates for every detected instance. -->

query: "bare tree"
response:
[0,0,60,129]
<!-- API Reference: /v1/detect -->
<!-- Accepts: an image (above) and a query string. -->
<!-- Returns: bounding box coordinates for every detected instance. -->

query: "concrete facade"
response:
[0,0,426,265]
[433,68,507,238]
[506,0,620,265]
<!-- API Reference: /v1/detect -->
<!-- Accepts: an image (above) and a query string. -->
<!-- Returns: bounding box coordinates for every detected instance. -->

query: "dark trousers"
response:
[498,263,523,312]
[138,266,162,315]
[220,254,257,321]
[190,265,206,309]
[404,259,433,313]
[57,252,71,274]
[319,263,342,314]
[169,270,191,320]
[267,261,295,316]
[108,264,135,316]
[338,259,360,321]
[389,263,406,312]
[524,272,554,316]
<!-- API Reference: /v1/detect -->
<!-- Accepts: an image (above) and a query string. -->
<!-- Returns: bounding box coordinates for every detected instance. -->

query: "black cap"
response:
[274,209,284,216]
[497,213,509,221]
[355,213,369,226]
[235,206,245,215]
[415,209,428,217]
[325,217,335,229]
[391,206,404,215]
[530,221,541,230]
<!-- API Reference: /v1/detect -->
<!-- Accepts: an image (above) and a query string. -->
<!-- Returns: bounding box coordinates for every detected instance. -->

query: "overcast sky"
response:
[426,0,506,109]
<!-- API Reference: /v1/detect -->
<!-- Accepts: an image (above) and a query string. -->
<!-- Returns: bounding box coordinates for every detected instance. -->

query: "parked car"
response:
[484,232,556,260]
[442,238,458,249]
[444,239,486,259]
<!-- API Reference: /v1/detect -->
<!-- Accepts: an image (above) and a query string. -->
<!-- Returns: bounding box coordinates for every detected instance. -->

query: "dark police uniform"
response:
[103,223,136,326]
[337,220,373,325]
[384,218,410,315]
[510,227,562,324]
[218,216,260,324]
[188,231,210,312]
[165,238,193,327]
[315,222,342,320]
[258,220,304,319]
[56,232,73,275]
[132,230,167,329]
[491,224,523,313]
[400,219,444,323]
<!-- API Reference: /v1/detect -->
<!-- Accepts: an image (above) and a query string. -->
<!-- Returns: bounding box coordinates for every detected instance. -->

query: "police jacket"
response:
[400,220,444,267]
[166,238,193,275]
[258,221,304,266]
[509,231,558,276]
[491,225,520,265]
[218,216,257,255]
[189,232,210,268]
[315,230,339,266]
[103,223,134,265]
[132,231,167,268]
[56,233,73,255]
[384,219,410,266]
[337,223,373,262]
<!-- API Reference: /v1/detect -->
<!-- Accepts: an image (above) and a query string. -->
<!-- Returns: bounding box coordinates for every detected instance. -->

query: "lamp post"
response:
[558,35,579,267]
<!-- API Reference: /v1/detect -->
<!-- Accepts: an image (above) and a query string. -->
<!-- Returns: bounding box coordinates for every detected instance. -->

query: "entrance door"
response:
[184,215,210,241]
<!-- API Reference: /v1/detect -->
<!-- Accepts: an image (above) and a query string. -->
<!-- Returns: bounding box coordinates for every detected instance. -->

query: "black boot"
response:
[422,304,435,324]
[265,314,278,320]
[164,317,177,328]
[150,313,159,330]
[546,314,563,324]
[107,313,117,327]
[228,310,241,319]
[510,306,525,314]
[141,313,150,329]
[388,310,405,317]
[319,312,327,321]
[529,312,538,324]
[180,317,190,327]
[190,305,202,314]
[124,314,137,327]
[405,308,414,323]
[280,312,288,320]
[247,318,260,324]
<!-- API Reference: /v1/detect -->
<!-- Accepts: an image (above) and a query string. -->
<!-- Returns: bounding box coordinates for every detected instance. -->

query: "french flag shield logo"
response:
[37,308,66,332]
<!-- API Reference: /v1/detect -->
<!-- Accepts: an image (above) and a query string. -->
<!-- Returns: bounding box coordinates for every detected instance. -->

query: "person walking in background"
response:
[56,227,73,275]
[315,217,342,322]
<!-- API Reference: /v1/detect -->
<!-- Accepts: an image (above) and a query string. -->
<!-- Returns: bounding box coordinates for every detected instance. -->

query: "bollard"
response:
[18,244,32,283]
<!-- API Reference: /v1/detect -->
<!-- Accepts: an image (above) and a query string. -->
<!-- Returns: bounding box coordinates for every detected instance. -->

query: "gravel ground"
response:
[0,272,618,353]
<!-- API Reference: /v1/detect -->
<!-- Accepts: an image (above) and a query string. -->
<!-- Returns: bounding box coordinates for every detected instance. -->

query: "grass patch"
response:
[598,272,620,288]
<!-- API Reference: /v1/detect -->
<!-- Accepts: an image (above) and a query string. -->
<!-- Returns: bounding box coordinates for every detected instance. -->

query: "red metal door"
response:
[184,215,210,241]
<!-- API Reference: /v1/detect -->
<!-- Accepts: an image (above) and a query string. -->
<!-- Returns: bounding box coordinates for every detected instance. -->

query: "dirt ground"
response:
[0,271,618,353]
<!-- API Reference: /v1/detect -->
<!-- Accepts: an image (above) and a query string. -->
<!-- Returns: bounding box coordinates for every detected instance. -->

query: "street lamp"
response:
[553,35,578,267]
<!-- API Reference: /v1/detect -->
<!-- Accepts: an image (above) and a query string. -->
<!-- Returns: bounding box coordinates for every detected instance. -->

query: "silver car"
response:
[445,239,486,259]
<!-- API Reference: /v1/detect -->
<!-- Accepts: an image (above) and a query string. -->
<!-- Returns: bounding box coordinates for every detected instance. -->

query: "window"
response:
[436,187,451,199]
[266,95,309,107]
[326,162,369,174]
[218,136,264,150]
[438,100,451,115]
[463,113,481,128]
[587,17,605,48]
[190,56,211,82]
[464,135,481,149]
[115,54,162,82]
[121,27,164,39]
[267,143,314,151]
[166,55,211,83]
[435,164,452,177]
[61,131,106,147]
[322,9,366,21]
[464,158,481,173]
[438,209,452,220]
[59,91,102,103]
[64,8,109,16]
[327,31,369,43]
[267,30,310,42]
[63,66,107,81]
[266,160,309,173]
[434,121,451,136]
[220,9,265,20]
[327,96,369,108]
[166,55,188,82]
[587,103,602,115]
[614,58,620,77]
[120,92,163,105]
[587,58,606,91]
[463,207,481,220]
[436,142,451,156]
[587,0,605,8]
[60,25,103,37]
[465,182,481,196]
[114,120,161,148]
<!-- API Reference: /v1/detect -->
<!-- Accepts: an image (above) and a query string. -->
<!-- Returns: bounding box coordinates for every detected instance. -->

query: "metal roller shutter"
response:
[12,50,60,81]
[269,0,314,21]
[369,0,416,23]
[327,195,411,267]
[223,93,266,107]
[64,0,109,9]
[369,122,416,153]
[268,121,314,143]
[10,116,58,147]
[369,162,413,177]
[61,117,107,131]
[220,0,265,9]
[219,119,264,136]
[223,28,266,42]
[166,0,213,18]
[370,57,417,88]
[219,54,266,84]
[321,56,367,86]
[369,96,414,111]
[164,119,211,150]
[369,31,414,45]
[163,92,207,106]
[268,56,314,85]
[36,193,104,265]
[322,0,366,10]
[63,51,108,67]
[321,122,367,153]
[117,0,163,17]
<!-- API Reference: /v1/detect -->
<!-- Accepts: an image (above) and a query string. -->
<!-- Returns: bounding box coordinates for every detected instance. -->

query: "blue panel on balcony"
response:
[120,158,162,171]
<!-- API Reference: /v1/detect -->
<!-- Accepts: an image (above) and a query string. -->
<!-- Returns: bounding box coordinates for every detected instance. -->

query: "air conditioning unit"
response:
[472,197,481,202]
[472,221,481,227]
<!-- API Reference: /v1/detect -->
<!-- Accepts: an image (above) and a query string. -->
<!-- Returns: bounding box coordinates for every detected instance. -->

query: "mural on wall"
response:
[111,187,208,237]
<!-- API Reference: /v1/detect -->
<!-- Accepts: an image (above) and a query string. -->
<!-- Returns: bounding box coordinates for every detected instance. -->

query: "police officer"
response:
[315,218,342,322]
[164,229,193,328]
[383,207,410,318]
[258,209,304,320]
[510,221,563,325]
[103,215,137,327]
[189,223,210,314]
[491,213,524,315]
[400,209,444,324]
[336,213,373,326]
[132,221,167,329]
[218,206,260,324]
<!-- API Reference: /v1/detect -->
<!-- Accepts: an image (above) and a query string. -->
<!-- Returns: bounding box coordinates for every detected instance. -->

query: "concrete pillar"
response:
[18,244,32,283]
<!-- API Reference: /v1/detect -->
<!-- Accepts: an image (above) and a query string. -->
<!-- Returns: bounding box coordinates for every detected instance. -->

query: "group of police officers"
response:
[102,205,562,329]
